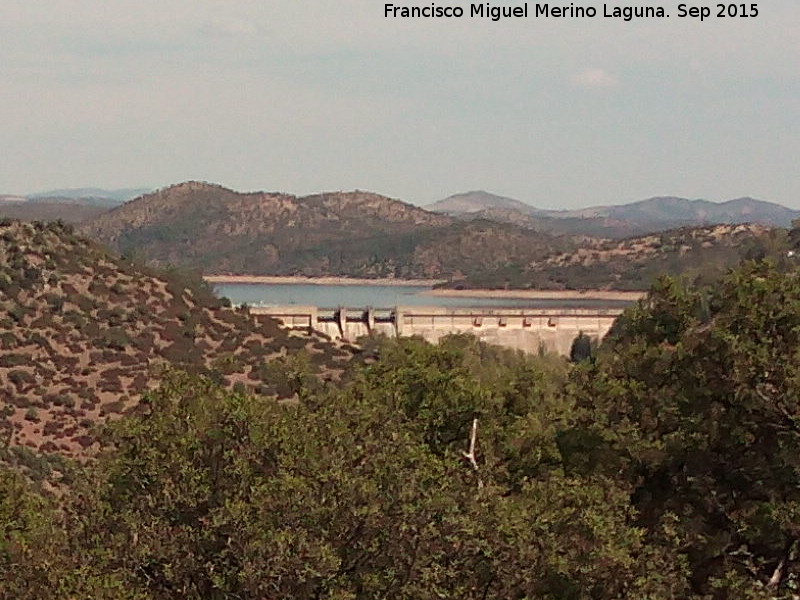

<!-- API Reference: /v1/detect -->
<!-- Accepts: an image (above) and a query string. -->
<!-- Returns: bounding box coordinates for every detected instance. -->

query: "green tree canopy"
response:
[0,345,687,599]
[568,261,800,598]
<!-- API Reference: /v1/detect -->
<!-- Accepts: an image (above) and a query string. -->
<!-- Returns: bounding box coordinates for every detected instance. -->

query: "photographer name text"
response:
[384,3,759,22]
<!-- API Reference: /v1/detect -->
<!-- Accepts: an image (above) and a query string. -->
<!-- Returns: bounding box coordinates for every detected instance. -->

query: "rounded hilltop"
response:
[76,180,564,281]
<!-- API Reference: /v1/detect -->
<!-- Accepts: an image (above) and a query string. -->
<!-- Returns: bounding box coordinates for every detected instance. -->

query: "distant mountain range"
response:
[27,187,151,204]
[427,191,546,216]
[0,187,152,223]
[428,191,800,237]
[4,185,796,236]
[72,181,788,290]
[1,181,794,289]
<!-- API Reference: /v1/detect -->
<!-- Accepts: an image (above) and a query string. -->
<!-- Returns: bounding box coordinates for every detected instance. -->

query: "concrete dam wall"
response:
[250,305,624,355]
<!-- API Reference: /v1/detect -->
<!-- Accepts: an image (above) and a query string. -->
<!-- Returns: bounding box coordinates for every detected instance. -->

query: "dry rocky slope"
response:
[80,181,573,279]
[0,220,356,469]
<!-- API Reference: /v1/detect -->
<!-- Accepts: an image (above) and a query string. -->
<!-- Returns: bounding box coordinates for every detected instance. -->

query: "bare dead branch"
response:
[766,538,795,590]
[462,418,483,489]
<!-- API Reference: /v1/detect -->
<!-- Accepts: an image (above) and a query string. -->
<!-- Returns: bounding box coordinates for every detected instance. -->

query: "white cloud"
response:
[573,68,618,89]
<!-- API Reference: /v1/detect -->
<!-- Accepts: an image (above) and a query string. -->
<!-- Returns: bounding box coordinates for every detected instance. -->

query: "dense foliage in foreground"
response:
[3,259,800,598]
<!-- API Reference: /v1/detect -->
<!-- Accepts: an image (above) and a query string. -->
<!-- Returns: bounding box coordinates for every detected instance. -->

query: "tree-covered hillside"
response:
[80,182,571,279]
[443,223,786,291]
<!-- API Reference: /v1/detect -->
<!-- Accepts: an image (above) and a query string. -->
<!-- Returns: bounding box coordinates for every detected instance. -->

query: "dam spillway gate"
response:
[250,305,625,356]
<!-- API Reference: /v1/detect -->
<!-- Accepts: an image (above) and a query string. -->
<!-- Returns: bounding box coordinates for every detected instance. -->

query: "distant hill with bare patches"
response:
[79,181,572,280]
[441,223,781,291]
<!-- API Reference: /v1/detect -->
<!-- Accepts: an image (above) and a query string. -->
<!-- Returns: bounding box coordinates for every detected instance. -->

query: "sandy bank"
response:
[203,275,447,287]
[423,289,646,301]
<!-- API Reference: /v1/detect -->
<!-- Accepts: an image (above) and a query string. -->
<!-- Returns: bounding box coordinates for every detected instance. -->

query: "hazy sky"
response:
[1,1,798,208]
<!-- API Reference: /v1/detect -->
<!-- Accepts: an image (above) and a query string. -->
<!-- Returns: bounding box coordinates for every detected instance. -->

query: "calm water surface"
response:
[214,283,635,310]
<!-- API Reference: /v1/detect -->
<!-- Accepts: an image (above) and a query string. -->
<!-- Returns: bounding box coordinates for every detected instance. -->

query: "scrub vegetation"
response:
[0,219,355,467]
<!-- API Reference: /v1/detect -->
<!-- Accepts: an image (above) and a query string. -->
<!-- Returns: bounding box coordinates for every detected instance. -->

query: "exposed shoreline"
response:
[423,289,646,301]
[204,275,646,301]
[203,275,447,287]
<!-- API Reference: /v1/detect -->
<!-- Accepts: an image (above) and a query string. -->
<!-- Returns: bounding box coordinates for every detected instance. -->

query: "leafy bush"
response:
[8,369,36,387]
[0,354,30,368]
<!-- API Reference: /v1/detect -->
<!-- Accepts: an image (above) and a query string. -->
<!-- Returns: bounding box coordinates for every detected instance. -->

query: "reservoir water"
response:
[213,283,636,310]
